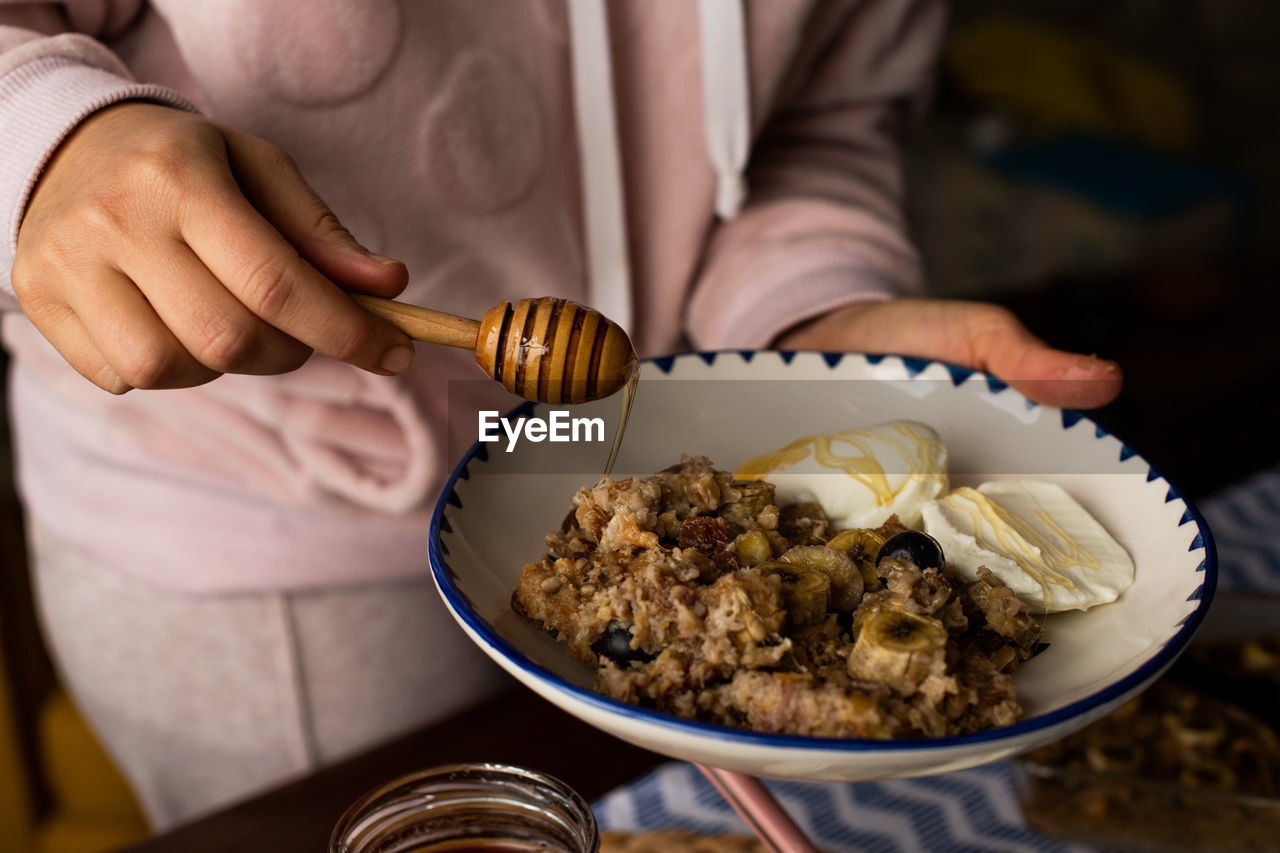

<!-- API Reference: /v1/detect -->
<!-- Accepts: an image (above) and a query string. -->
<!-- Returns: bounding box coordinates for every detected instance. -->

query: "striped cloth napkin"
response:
[593,464,1280,851]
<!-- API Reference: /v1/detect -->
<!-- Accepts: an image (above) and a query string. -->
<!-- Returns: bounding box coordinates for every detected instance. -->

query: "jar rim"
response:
[330,762,600,853]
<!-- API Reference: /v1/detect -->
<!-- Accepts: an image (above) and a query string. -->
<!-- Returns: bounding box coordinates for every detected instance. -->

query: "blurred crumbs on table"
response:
[1016,646,1280,851]
[1177,633,1280,727]
[601,829,765,853]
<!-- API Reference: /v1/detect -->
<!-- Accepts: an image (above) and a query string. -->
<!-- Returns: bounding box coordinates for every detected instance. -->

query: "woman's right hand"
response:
[11,101,416,394]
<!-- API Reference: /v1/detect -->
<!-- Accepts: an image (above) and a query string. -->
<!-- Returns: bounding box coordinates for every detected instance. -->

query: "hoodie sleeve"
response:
[685,0,946,350]
[0,2,195,307]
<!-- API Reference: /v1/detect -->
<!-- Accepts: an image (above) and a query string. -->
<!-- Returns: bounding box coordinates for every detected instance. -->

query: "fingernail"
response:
[367,252,404,267]
[1073,355,1118,373]
[380,345,413,374]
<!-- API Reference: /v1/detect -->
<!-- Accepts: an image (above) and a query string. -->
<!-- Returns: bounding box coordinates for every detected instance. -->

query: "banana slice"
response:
[760,561,831,627]
[721,480,776,529]
[826,528,886,591]
[846,609,948,695]
[778,545,862,611]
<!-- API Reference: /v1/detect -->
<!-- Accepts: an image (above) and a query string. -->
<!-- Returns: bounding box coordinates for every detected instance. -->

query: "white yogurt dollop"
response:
[734,420,949,529]
[921,480,1134,612]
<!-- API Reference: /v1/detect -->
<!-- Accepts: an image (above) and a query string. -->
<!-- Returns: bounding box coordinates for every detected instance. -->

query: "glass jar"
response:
[330,762,600,853]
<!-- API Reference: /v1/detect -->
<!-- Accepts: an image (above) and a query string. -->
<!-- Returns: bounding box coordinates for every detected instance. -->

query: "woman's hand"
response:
[775,298,1122,409]
[12,102,415,394]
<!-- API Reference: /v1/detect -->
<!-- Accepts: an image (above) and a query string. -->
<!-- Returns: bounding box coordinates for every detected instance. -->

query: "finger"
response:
[21,299,130,394]
[778,300,1123,410]
[179,179,415,376]
[120,239,312,376]
[1001,352,1124,410]
[222,129,408,296]
[29,269,219,391]
[80,268,221,390]
[955,305,1123,409]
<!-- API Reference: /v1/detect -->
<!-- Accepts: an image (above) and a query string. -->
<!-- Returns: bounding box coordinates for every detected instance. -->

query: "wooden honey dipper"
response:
[351,294,637,404]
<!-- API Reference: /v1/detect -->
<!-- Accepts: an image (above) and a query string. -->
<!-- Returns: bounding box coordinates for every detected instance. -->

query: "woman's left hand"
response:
[775,298,1122,410]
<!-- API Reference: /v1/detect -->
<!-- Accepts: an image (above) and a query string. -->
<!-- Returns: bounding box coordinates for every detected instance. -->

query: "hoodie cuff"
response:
[686,246,925,351]
[0,55,195,303]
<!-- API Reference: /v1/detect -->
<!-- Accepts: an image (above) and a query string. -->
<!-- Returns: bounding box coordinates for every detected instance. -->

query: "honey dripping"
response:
[600,361,640,482]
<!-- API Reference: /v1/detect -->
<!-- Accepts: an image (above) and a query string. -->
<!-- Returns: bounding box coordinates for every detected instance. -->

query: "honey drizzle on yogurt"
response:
[734,421,945,506]
[942,486,1099,605]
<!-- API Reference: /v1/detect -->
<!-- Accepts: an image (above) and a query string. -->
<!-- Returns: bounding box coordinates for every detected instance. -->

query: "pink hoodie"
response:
[0,1,940,592]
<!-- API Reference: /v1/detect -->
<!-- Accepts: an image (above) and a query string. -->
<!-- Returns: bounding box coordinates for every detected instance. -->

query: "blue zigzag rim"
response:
[429,351,1218,753]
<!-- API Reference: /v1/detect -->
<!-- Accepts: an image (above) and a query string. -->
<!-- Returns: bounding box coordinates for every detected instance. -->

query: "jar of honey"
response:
[329,762,599,853]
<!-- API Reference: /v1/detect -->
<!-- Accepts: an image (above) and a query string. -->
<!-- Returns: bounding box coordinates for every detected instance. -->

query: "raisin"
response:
[713,549,744,575]
[677,516,729,556]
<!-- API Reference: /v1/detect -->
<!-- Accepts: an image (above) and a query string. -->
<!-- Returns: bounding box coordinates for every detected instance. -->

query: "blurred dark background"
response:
[1,2,1278,850]
[902,0,1280,500]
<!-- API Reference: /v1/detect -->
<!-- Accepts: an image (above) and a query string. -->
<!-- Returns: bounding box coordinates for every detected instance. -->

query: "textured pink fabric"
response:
[0,56,193,311]
[0,1,943,592]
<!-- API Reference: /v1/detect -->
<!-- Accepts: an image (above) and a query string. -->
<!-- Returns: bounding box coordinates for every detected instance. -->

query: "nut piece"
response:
[735,529,773,567]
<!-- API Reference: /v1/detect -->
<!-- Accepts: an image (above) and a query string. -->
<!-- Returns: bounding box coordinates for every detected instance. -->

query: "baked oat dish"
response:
[1018,680,1280,850]
[513,456,1044,738]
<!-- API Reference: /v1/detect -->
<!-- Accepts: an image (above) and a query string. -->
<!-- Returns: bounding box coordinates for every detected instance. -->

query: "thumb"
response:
[221,128,409,296]
[1000,351,1124,411]
[971,309,1123,410]
[780,299,1125,411]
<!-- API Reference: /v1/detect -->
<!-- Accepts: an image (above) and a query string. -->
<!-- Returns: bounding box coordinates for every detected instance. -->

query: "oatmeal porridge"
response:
[513,456,1042,738]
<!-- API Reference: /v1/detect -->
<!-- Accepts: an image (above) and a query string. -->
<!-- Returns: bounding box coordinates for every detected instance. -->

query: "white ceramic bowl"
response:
[428,352,1215,781]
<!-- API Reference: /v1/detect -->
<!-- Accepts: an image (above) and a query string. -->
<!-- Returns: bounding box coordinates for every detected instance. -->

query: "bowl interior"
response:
[430,352,1213,778]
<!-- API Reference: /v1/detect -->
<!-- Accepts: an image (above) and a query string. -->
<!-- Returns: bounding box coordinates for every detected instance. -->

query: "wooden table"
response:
[123,687,664,852]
